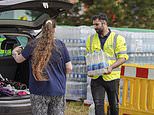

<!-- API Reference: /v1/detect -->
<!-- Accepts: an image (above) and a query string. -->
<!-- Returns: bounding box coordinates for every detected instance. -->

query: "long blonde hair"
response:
[31,20,55,81]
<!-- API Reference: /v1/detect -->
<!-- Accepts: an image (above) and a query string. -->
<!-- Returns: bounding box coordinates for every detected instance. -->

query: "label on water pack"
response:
[87,65,92,71]
[98,62,104,69]
[98,62,108,69]
[92,64,99,70]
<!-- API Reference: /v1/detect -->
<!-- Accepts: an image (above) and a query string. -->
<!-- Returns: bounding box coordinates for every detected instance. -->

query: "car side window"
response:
[16,36,28,48]
[0,35,28,57]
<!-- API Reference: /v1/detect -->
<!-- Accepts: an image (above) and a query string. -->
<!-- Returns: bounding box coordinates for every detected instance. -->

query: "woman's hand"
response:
[12,46,23,55]
[12,46,26,63]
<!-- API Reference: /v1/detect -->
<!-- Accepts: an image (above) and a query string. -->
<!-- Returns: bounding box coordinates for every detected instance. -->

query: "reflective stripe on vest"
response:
[113,34,118,60]
[90,34,94,53]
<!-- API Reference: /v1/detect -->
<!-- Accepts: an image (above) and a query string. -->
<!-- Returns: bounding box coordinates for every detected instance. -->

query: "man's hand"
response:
[104,66,113,75]
[88,75,94,77]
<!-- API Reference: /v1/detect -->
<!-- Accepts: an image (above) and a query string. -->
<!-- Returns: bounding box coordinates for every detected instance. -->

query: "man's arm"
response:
[104,34,129,74]
[65,61,72,74]
[12,46,26,63]
[105,58,126,74]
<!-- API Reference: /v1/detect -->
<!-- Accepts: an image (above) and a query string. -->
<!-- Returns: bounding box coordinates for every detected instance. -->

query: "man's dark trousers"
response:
[91,76,120,115]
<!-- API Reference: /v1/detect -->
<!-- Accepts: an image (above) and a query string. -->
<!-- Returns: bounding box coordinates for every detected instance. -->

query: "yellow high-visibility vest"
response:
[86,32,129,81]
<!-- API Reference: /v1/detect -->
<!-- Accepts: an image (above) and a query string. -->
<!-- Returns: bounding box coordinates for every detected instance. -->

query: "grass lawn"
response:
[65,101,89,115]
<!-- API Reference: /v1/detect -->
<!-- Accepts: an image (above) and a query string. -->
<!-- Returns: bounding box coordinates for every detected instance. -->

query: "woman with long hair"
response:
[12,19,72,115]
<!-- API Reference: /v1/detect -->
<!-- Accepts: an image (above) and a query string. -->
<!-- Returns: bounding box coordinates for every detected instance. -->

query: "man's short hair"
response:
[92,13,108,22]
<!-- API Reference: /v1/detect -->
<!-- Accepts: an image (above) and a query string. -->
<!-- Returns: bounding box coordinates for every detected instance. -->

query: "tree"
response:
[57,0,154,29]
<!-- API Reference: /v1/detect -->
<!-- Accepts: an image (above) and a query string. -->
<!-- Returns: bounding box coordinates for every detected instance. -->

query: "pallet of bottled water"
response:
[66,81,88,101]
[55,26,94,101]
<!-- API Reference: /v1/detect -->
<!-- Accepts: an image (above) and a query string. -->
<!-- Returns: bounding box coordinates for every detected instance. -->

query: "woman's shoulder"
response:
[55,39,65,47]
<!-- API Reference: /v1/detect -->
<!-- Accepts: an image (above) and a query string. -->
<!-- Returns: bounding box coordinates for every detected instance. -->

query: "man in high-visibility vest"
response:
[86,13,129,115]
[0,37,12,56]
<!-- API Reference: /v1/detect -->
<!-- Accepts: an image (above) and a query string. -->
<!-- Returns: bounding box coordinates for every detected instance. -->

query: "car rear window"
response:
[0,10,43,21]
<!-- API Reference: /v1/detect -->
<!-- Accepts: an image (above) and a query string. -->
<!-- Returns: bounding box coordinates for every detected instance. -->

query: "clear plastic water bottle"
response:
[151,53,154,65]
[86,53,92,76]
[98,50,109,75]
[146,52,151,64]
[135,53,139,64]
[92,51,99,76]
[142,53,146,65]
[149,52,153,65]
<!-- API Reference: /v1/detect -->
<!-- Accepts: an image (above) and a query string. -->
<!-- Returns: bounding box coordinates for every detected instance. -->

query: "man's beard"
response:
[95,28,103,35]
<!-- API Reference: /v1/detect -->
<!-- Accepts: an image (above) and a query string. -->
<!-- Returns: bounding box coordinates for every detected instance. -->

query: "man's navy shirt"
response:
[99,29,111,50]
[21,39,70,96]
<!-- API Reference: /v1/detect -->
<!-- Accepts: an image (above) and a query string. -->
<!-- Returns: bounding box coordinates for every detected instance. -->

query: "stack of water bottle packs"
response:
[86,50,109,76]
